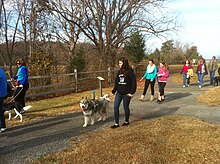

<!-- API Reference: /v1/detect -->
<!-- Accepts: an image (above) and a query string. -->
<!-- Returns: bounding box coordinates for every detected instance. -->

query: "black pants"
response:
[158,82,166,96]
[0,97,6,128]
[142,79,155,96]
[14,84,29,113]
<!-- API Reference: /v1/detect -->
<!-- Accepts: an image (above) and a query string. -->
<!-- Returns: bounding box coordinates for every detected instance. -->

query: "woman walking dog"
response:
[13,58,29,114]
[111,57,137,128]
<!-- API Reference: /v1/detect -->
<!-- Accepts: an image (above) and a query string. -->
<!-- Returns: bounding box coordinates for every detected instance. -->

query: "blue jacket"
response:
[14,66,29,85]
[0,67,7,98]
[142,65,157,81]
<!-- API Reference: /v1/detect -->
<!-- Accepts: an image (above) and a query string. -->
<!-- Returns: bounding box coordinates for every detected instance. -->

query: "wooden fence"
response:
[26,68,118,99]
[25,64,182,99]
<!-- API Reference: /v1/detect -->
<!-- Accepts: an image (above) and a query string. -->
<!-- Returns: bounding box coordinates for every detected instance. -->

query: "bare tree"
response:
[0,0,22,75]
[48,0,179,69]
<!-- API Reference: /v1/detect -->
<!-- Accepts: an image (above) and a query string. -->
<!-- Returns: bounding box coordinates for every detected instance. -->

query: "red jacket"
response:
[180,64,193,74]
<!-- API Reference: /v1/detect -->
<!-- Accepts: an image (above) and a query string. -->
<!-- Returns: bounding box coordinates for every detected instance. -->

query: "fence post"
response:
[108,67,111,86]
[74,69,78,93]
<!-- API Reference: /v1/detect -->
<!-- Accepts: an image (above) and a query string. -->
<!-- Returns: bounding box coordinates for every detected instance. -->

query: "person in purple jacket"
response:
[157,62,169,104]
[14,58,29,113]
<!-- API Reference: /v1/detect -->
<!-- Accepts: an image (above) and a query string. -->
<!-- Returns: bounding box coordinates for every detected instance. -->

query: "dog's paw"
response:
[83,124,87,128]
[90,122,94,125]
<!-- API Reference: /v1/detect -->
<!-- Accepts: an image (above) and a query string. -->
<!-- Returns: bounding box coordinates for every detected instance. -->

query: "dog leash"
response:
[5,86,24,104]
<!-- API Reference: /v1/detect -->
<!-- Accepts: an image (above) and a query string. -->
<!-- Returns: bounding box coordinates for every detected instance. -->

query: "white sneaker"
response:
[187,84,190,87]
[199,85,202,88]
[138,95,145,101]
[150,95,154,101]
[183,85,186,88]
[1,128,6,132]
[23,105,32,111]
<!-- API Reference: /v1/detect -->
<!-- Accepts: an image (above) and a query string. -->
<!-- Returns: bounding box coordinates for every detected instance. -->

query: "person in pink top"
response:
[157,62,169,104]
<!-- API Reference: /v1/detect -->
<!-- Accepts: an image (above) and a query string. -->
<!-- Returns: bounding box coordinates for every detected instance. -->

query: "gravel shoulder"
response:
[0,80,219,164]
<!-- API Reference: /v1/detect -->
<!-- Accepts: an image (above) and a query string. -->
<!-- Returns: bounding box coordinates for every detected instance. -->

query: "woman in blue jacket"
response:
[14,58,29,113]
[139,59,157,101]
[0,67,7,132]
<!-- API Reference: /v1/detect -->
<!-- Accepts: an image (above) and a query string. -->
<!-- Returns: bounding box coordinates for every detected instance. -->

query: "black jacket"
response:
[112,68,137,95]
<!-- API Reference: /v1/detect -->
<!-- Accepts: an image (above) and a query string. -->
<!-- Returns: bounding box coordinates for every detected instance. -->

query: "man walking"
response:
[208,56,218,85]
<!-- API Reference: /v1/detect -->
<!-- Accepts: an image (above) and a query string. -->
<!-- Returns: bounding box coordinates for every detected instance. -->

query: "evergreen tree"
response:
[68,45,86,73]
[124,30,146,64]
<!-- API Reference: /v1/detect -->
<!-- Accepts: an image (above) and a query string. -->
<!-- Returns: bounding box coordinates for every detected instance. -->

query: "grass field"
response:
[4,64,220,163]
[33,116,220,164]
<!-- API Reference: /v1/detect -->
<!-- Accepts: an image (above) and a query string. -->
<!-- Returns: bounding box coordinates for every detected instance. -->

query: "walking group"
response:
[110,56,219,129]
[0,58,29,133]
[1,56,219,131]
[180,56,219,88]
[110,57,169,129]
[138,59,169,104]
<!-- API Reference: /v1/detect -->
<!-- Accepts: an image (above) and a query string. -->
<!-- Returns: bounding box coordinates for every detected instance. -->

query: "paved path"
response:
[0,80,220,164]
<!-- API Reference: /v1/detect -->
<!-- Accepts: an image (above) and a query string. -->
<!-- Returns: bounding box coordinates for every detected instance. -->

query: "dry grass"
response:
[33,115,220,164]
[5,65,220,163]
[197,86,220,106]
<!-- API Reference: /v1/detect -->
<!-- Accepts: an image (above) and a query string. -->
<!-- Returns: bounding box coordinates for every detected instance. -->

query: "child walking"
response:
[157,62,169,104]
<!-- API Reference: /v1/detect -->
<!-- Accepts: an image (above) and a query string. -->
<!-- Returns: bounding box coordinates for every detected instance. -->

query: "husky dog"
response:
[3,81,32,122]
[3,98,32,122]
[79,94,110,127]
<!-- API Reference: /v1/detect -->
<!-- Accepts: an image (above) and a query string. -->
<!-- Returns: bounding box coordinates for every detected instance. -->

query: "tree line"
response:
[1,0,193,78]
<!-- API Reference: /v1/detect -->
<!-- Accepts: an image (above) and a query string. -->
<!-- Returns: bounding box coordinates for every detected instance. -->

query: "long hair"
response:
[185,59,191,65]
[16,58,26,66]
[161,61,169,71]
[119,57,130,75]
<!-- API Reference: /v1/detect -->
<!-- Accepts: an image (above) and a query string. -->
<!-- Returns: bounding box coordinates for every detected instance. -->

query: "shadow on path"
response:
[164,92,192,102]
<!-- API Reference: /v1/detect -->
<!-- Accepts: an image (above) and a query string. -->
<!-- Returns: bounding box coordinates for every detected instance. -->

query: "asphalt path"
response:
[0,80,220,163]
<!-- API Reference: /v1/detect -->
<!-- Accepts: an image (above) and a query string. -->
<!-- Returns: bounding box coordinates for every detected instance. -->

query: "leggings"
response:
[142,79,155,96]
[14,84,29,113]
[158,82,166,96]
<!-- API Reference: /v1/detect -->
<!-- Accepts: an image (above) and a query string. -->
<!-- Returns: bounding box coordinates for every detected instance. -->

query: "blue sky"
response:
[152,0,220,59]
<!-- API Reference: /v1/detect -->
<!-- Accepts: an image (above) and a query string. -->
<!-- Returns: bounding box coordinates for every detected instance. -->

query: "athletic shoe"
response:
[0,128,6,132]
[111,124,119,129]
[157,99,162,104]
[122,122,130,126]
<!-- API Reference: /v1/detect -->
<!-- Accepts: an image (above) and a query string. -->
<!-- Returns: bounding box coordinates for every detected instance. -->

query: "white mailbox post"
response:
[97,76,105,97]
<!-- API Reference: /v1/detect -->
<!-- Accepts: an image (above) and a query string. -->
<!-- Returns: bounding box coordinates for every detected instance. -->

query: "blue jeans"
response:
[209,71,215,84]
[198,73,205,86]
[0,97,6,129]
[182,73,190,86]
[114,92,132,124]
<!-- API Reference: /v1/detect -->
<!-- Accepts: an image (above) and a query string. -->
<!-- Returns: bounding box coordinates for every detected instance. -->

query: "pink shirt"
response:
[157,67,169,82]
